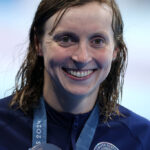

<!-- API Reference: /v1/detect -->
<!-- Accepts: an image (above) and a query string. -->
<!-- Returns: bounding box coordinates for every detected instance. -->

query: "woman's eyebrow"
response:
[89,32,108,38]
[50,30,77,36]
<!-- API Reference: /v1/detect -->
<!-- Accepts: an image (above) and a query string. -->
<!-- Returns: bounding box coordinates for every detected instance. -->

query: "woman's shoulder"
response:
[118,105,150,148]
[0,95,21,116]
[95,106,150,149]
[0,95,15,115]
[0,95,13,105]
[0,95,32,125]
[119,105,150,128]
[0,95,32,149]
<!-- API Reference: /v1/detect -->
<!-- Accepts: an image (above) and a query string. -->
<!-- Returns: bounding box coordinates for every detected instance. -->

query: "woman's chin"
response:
[62,84,95,98]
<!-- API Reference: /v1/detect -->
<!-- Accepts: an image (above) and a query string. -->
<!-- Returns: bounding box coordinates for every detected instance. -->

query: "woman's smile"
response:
[62,68,97,81]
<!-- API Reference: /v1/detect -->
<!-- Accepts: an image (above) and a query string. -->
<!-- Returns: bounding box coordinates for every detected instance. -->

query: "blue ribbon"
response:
[32,97,47,146]
[30,97,99,150]
[76,104,99,150]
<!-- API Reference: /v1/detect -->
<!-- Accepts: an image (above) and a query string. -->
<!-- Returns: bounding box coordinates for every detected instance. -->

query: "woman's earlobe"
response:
[37,44,43,56]
[34,33,43,56]
[113,48,118,61]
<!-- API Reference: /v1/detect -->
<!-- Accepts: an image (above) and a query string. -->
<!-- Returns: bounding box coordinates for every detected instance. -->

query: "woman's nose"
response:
[71,42,92,63]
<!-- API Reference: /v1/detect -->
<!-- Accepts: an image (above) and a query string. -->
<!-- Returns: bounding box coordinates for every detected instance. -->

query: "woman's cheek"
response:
[94,51,112,69]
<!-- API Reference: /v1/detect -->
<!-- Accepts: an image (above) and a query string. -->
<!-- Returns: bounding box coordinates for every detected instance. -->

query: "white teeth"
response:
[67,70,93,77]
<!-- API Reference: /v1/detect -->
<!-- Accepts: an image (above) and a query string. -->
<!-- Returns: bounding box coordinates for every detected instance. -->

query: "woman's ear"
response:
[36,43,43,56]
[34,34,43,56]
[113,48,118,61]
[34,27,43,56]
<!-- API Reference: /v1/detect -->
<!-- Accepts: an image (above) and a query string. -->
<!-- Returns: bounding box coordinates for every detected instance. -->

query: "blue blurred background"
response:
[0,0,150,119]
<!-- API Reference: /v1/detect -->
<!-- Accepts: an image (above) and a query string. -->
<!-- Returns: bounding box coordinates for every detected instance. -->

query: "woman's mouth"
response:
[62,68,96,80]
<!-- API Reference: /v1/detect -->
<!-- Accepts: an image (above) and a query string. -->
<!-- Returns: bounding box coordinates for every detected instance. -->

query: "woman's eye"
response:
[61,36,72,43]
[90,37,105,48]
[53,33,78,47]
[58,36,75,47]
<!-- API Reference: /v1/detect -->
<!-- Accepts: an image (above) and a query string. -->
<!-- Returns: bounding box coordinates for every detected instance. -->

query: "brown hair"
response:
[10,0,127,121]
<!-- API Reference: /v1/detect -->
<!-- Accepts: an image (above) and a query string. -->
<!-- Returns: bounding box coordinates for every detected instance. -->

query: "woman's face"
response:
[39,2,117,97]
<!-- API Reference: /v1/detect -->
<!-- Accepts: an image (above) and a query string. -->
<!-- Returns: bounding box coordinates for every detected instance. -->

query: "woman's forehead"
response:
[44,2,113,33]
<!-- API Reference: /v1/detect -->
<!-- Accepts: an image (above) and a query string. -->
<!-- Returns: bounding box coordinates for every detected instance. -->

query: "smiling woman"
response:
[0,0,150,150]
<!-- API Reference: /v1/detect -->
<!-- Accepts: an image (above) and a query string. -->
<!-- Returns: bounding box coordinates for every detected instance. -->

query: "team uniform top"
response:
[0,96,150,150]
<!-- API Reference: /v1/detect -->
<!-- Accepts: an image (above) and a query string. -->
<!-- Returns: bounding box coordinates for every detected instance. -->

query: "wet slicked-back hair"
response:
[10,0,127,121]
